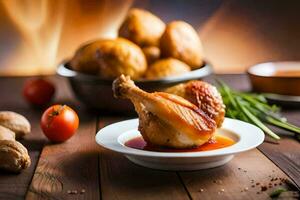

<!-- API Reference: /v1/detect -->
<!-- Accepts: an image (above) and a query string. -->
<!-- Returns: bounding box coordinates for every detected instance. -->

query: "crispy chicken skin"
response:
[165,81,225,127]
[113,75,216,148]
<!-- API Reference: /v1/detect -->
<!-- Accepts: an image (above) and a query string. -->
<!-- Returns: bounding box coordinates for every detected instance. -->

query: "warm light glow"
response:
[198,1,283,73]
[0,0,132,76]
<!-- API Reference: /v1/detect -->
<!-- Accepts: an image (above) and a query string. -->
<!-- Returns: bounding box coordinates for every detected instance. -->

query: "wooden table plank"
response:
[26,111,99,200]
[204,74,300,188]
[259,138,300,189]
[258,110,300,189]
[0,77,48,200]
[0,74,299,200]
[98,117,190,200]
[0,110,46,200]
[179,149,293,200]
[25,76,100,200]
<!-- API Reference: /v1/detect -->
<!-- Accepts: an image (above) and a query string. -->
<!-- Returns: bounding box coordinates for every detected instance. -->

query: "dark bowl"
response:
[57,61,213,112]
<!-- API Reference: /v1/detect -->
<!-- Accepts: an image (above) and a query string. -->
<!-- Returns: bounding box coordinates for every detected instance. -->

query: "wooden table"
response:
[0,74,299,200]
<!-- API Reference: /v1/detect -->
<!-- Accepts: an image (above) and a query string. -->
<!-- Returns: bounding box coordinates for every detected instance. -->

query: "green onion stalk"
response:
[217,80,300,140]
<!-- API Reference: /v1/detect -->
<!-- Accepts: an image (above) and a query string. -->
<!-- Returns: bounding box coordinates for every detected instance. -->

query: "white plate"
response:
[95,118,264,171]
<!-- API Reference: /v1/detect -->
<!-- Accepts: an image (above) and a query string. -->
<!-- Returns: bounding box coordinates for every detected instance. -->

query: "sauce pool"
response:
[125,135,235,152]
[273,69,300,77]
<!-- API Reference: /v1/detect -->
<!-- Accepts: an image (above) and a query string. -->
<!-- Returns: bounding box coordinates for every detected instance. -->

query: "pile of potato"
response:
[71,8,204,80]
[0,111,31,173]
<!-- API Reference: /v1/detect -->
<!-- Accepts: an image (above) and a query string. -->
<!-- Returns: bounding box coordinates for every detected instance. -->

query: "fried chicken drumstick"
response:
[113,75,216,148]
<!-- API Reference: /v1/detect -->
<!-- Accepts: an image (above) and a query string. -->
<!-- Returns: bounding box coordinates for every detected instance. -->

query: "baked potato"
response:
[119,8,165,47]
[71,38,147,79]
[144,58,190,79]
[142,46,160,64]
[160,21,204,69]
[70,41,103,74]
[96,38,147,79]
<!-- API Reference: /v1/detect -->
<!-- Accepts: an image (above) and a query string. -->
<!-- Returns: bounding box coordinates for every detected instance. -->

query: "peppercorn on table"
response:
[0,74,299,200]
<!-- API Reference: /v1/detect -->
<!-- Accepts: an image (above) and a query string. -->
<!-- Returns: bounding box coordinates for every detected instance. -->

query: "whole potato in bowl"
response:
[160,21,204,69]
[70,41,103,74]
[57,60,212,112]
[145,58,191,80]
[142,46,161,64]
[119,8,165,47]
[96,38,147,79]
[71,38,147,80]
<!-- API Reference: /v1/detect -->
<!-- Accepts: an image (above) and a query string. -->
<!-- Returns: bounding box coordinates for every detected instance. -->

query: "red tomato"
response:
[41,105,79,142]
[23,78,55,106]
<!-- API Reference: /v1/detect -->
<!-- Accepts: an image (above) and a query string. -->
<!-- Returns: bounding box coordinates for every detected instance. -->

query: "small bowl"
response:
[247,61,300,96]
[57,61,213,112]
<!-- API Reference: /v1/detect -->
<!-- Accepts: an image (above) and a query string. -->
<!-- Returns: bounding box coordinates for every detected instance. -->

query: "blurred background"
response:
[0,0,300,76]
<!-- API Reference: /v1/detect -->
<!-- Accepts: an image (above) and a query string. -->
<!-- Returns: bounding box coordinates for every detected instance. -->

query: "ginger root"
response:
[0,125,15,140]
[0,111,31,173]
[0,111,31,139]
[0,140,31,172]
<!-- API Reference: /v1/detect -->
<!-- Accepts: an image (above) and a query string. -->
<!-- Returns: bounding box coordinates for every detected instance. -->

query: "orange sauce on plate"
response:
[125,135,235,152]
